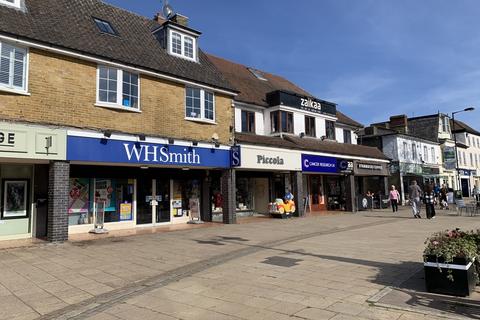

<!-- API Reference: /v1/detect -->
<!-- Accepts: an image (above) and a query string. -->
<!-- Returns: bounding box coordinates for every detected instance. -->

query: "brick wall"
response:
[0,48,234,145]
[47,161,70,242]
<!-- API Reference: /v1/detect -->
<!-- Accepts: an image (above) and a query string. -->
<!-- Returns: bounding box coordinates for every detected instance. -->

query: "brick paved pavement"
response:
[0,207,478,320]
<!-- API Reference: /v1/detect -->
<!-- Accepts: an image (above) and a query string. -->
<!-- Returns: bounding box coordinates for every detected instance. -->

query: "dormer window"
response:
[0,0,21,9]
[169,30,196,61]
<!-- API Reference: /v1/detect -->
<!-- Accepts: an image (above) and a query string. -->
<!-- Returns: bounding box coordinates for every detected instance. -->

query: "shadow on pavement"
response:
[205,236,480,318]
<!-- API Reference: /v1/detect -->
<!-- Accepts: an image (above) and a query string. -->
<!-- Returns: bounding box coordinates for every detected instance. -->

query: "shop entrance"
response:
[309,175,326,211]
[136,178,171,225]
[461,178,470,198]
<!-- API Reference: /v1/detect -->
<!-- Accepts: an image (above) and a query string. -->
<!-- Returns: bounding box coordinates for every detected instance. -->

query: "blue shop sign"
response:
[230,145,241,167]
[67,136,231,168]
[302,154,338,173]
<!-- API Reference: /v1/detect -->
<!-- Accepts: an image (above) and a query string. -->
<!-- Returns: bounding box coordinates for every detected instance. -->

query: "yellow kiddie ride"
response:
[269,193,296,219]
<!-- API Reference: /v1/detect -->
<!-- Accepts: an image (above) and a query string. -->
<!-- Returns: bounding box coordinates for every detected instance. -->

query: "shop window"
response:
[171,179,201,219]
[0,41,27,93]
[97,66,139,110]
[305,116,316,137]
[68,178,134,225]
[169,30,197,61]
[241,110,255,133]
[185,87,215,122]
[325,120,336,140]
[270,111,293,134]
[236,178,254,211]
[343,129,352,144]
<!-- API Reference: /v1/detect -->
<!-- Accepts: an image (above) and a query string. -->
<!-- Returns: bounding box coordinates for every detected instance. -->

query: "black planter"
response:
[424,255,476,297]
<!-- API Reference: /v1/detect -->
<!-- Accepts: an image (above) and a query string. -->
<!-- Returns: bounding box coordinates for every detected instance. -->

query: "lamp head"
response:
[464,107,475,112]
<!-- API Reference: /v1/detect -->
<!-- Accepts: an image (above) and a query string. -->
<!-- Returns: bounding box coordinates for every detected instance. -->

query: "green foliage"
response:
[424,228,479,282]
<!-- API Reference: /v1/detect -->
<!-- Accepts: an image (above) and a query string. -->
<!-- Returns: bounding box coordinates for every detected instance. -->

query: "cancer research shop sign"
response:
[67,136,231,168]
[302,154,338,173]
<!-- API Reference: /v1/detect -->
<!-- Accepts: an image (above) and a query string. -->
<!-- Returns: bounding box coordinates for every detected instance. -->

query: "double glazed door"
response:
[136,178,171,225]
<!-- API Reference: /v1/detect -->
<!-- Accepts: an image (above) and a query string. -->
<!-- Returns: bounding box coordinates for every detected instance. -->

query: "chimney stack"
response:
[171,13,189,27]
[389,115,408,134]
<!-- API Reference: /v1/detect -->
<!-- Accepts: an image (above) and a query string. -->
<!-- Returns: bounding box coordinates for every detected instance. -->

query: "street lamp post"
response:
[451,107,475,196]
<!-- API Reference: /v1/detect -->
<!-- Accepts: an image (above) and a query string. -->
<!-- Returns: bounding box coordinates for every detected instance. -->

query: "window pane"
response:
[326,121,336,140]
[98,66,118,103]
[186,87,201,118]
[204,91,214,120]
[172,32,182,54]
[270,111,279,133]
[184,37,194,58]
[343,129,351,144]
[122,71,139,109]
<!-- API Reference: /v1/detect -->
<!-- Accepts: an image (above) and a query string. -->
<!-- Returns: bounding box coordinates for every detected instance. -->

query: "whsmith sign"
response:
[266,90,337,116]
[67,136,231,168]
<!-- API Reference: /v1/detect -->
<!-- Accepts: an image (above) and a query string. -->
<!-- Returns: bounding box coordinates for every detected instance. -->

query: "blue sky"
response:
[106,0,480,128]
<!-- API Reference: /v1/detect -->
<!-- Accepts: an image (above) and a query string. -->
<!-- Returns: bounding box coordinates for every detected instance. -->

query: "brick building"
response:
[0,0,238,241]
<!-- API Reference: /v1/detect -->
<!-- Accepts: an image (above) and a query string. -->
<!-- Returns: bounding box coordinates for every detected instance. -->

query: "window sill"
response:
[185,117,217,125]
[0,87,30,96]
[95,103,142,113]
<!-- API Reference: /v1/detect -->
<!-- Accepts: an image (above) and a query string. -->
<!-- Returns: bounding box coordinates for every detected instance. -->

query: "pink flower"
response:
[432,241,439,246]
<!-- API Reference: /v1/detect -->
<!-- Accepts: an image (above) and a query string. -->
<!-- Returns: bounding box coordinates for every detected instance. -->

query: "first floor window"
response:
[185,87,215,121]
[403,142,408,159]
[97,66,139,109]
[270,111,293,134]
[0,0,21,8]
[241,110,255,133]
[305,116,316,137]
[325,120,336,140]
[343,129,352,144]
[412,143,417,160]
[431,147,435,163]
[423,146,428,162]
[0,41,27,92]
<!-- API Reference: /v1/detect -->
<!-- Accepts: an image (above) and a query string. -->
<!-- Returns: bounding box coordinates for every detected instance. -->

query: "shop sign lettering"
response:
[0,132,15,147]
[357,163,383,171]
[257,155,284,165]
[124,144,200,164]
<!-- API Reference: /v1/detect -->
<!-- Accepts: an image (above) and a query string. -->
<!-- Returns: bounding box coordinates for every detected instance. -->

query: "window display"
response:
[2,179,29,218]
[236,178,253,211]
[68,178,134,225]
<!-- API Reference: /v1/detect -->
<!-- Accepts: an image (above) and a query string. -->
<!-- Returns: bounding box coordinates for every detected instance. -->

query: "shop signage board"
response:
[0,122,66,160]
[231,145,241,167]
[354,160,389,176]
[67,136,231,168]
[266,90,337,116]
[239,145,302,171]
[302,154,339,173]
[444,147,456,170]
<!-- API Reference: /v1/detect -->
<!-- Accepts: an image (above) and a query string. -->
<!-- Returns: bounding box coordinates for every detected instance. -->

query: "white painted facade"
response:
[454,131,480,195]
[234,102,358,144]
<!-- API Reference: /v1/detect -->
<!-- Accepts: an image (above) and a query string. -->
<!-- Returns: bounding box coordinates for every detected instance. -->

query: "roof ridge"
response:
[100,0,163,24]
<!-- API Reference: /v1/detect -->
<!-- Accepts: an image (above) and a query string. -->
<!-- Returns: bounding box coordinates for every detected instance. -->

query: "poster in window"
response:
[120,203,132,221]
[2,180,28,218]
[68,178,90,214]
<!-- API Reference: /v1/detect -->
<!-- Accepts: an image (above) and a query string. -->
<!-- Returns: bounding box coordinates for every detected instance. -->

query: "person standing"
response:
[408,180,422,218]
[472,184,480,202]
[440,184,449,210]
[424,184,436,219]
[389,185,400,212]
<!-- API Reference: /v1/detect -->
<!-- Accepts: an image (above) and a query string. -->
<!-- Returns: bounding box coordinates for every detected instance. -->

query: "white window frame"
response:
[185,86,215,123]
[96,66,141,112]
[0,41,29,95]
[168,29,196,62]
[0,0,21,9]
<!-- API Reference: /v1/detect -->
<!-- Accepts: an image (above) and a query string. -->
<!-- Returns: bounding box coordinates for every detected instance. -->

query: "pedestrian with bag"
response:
[424,183,436,219]
[389,185,400,212]
[408,180,422,218]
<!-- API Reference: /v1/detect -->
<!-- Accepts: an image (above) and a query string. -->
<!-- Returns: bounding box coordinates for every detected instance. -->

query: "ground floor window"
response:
[68,178,134,225]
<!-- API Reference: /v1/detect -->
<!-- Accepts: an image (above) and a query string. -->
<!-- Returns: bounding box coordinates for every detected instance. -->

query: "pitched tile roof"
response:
[451,119,480,136]
[236,133,388,160]
[207,54,362,128]
[0,0,235,92]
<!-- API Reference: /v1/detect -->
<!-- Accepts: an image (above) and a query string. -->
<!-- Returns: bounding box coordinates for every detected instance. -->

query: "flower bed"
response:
[423,229,479,297]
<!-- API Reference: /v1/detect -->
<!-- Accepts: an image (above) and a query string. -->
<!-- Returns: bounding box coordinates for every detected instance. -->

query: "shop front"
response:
[458,169,476,197]
[301,154,354,212]
[353,160,390,209]
[0,122,66,240]
[67,131,231,233]
[234,144,301,216]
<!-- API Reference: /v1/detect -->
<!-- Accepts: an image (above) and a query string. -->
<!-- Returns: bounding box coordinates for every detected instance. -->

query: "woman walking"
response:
[424,184,436,219]
[389,185,400,212]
